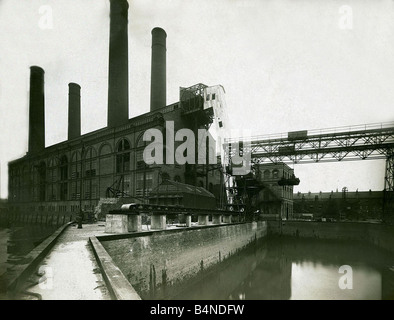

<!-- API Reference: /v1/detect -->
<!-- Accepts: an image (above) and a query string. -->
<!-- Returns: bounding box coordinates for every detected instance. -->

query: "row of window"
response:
[10,204,95,213]
[261,169,293,180]
[10,171,158,202]
[9,137,150,178]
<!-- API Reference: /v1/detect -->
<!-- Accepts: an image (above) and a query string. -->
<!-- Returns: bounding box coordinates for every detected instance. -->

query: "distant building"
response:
[293,189,384,221]
[255,163,296,220]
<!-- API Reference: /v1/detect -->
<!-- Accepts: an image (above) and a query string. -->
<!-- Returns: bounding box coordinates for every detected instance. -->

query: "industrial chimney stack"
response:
[107,0,129,128]
[28,66,45,154]
[150,27,167,112]
[68,83,81,140]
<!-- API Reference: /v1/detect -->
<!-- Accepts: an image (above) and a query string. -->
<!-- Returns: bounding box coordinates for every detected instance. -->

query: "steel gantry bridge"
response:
[226,122,394,164]
[224,122,394,222]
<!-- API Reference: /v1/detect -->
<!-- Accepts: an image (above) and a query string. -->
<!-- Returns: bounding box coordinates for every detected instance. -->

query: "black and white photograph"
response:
[0,0,394,306]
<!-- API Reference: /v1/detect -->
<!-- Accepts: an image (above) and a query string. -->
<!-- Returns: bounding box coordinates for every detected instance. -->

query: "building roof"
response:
[294,190,384,201]
[149,180,215,198]
[8,101,180,165]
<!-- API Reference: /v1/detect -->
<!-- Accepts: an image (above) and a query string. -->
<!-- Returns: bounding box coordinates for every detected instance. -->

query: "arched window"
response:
[136,134,148,170]
[99,143,112,156]
[84,147,98,200]
[84,147,97,177]
[99,143,113,176]
[174,175,181,183]
[59,156,68,201]
[70,152,81,200]
[116,139,130,173]
[60,156,68,180]
[272,169,279,179]
[263,169,270,179]
[208,182,214,193]
[37,162,46,202]
[71,151,81,179]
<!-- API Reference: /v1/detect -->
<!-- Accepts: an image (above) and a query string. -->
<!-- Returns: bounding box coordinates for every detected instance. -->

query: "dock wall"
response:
[268,221,394,253]
[98,221,267,299]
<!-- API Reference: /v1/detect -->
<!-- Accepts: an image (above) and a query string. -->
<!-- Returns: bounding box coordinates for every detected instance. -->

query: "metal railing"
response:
[225,121,394,143]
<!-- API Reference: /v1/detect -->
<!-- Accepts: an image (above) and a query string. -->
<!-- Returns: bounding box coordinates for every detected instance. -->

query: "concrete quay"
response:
[13,223,112,300]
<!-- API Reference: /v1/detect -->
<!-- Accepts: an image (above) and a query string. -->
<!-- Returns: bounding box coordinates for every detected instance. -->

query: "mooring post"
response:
[212,214,222,225]
[77,211,83,229]
[128,214,142,232]
[185,214,192,227]
[223,215,232,224]
[151,213,167,230]
[198,214,209,226]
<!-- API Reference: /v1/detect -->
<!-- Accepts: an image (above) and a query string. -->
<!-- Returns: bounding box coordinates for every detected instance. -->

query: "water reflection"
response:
[0,223,59,295]
[172,237,394,300]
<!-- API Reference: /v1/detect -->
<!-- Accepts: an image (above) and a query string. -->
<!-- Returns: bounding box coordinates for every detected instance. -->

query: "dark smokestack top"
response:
[150,27,167,112]
[68,83,81,140]
[28,66,45,154]
[107,0,129,128]
[110,0,129,15]
[68,82,81,91]
[30,66,45,75]
[151,27,167,47]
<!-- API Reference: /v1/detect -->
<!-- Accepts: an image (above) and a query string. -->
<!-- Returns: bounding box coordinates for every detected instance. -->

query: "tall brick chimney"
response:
[68,83,81,140]
[150,27,167,112]
[107,0,129,128]
[28,66,45,154]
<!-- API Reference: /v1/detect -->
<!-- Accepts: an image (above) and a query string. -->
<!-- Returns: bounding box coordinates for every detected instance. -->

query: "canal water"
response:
[0,222,59,296]
[171,237,394,300]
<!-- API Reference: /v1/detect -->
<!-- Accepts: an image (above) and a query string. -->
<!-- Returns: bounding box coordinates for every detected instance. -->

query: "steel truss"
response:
[225,122,394,164]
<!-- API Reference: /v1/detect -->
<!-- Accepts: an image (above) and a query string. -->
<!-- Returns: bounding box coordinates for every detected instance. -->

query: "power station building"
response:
[7,0,225,216]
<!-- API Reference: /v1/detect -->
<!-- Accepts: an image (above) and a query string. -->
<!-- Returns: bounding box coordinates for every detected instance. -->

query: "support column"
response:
[151,214,167,230]
[185,214,192,227]
[384,152,394,224]
[198,214,209,225]
[105,213,128,233]
[223,215,232,224]
[212,215,222,225]
[128,214,141,232]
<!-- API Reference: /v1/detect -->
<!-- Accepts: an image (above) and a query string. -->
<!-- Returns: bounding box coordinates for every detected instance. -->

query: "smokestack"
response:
[107,0,129,128]
[150,27,167,112]
[68,83,81,140]
[28,66,45,154]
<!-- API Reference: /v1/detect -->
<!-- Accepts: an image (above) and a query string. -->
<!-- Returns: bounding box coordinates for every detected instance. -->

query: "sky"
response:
[0,0,394,198]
